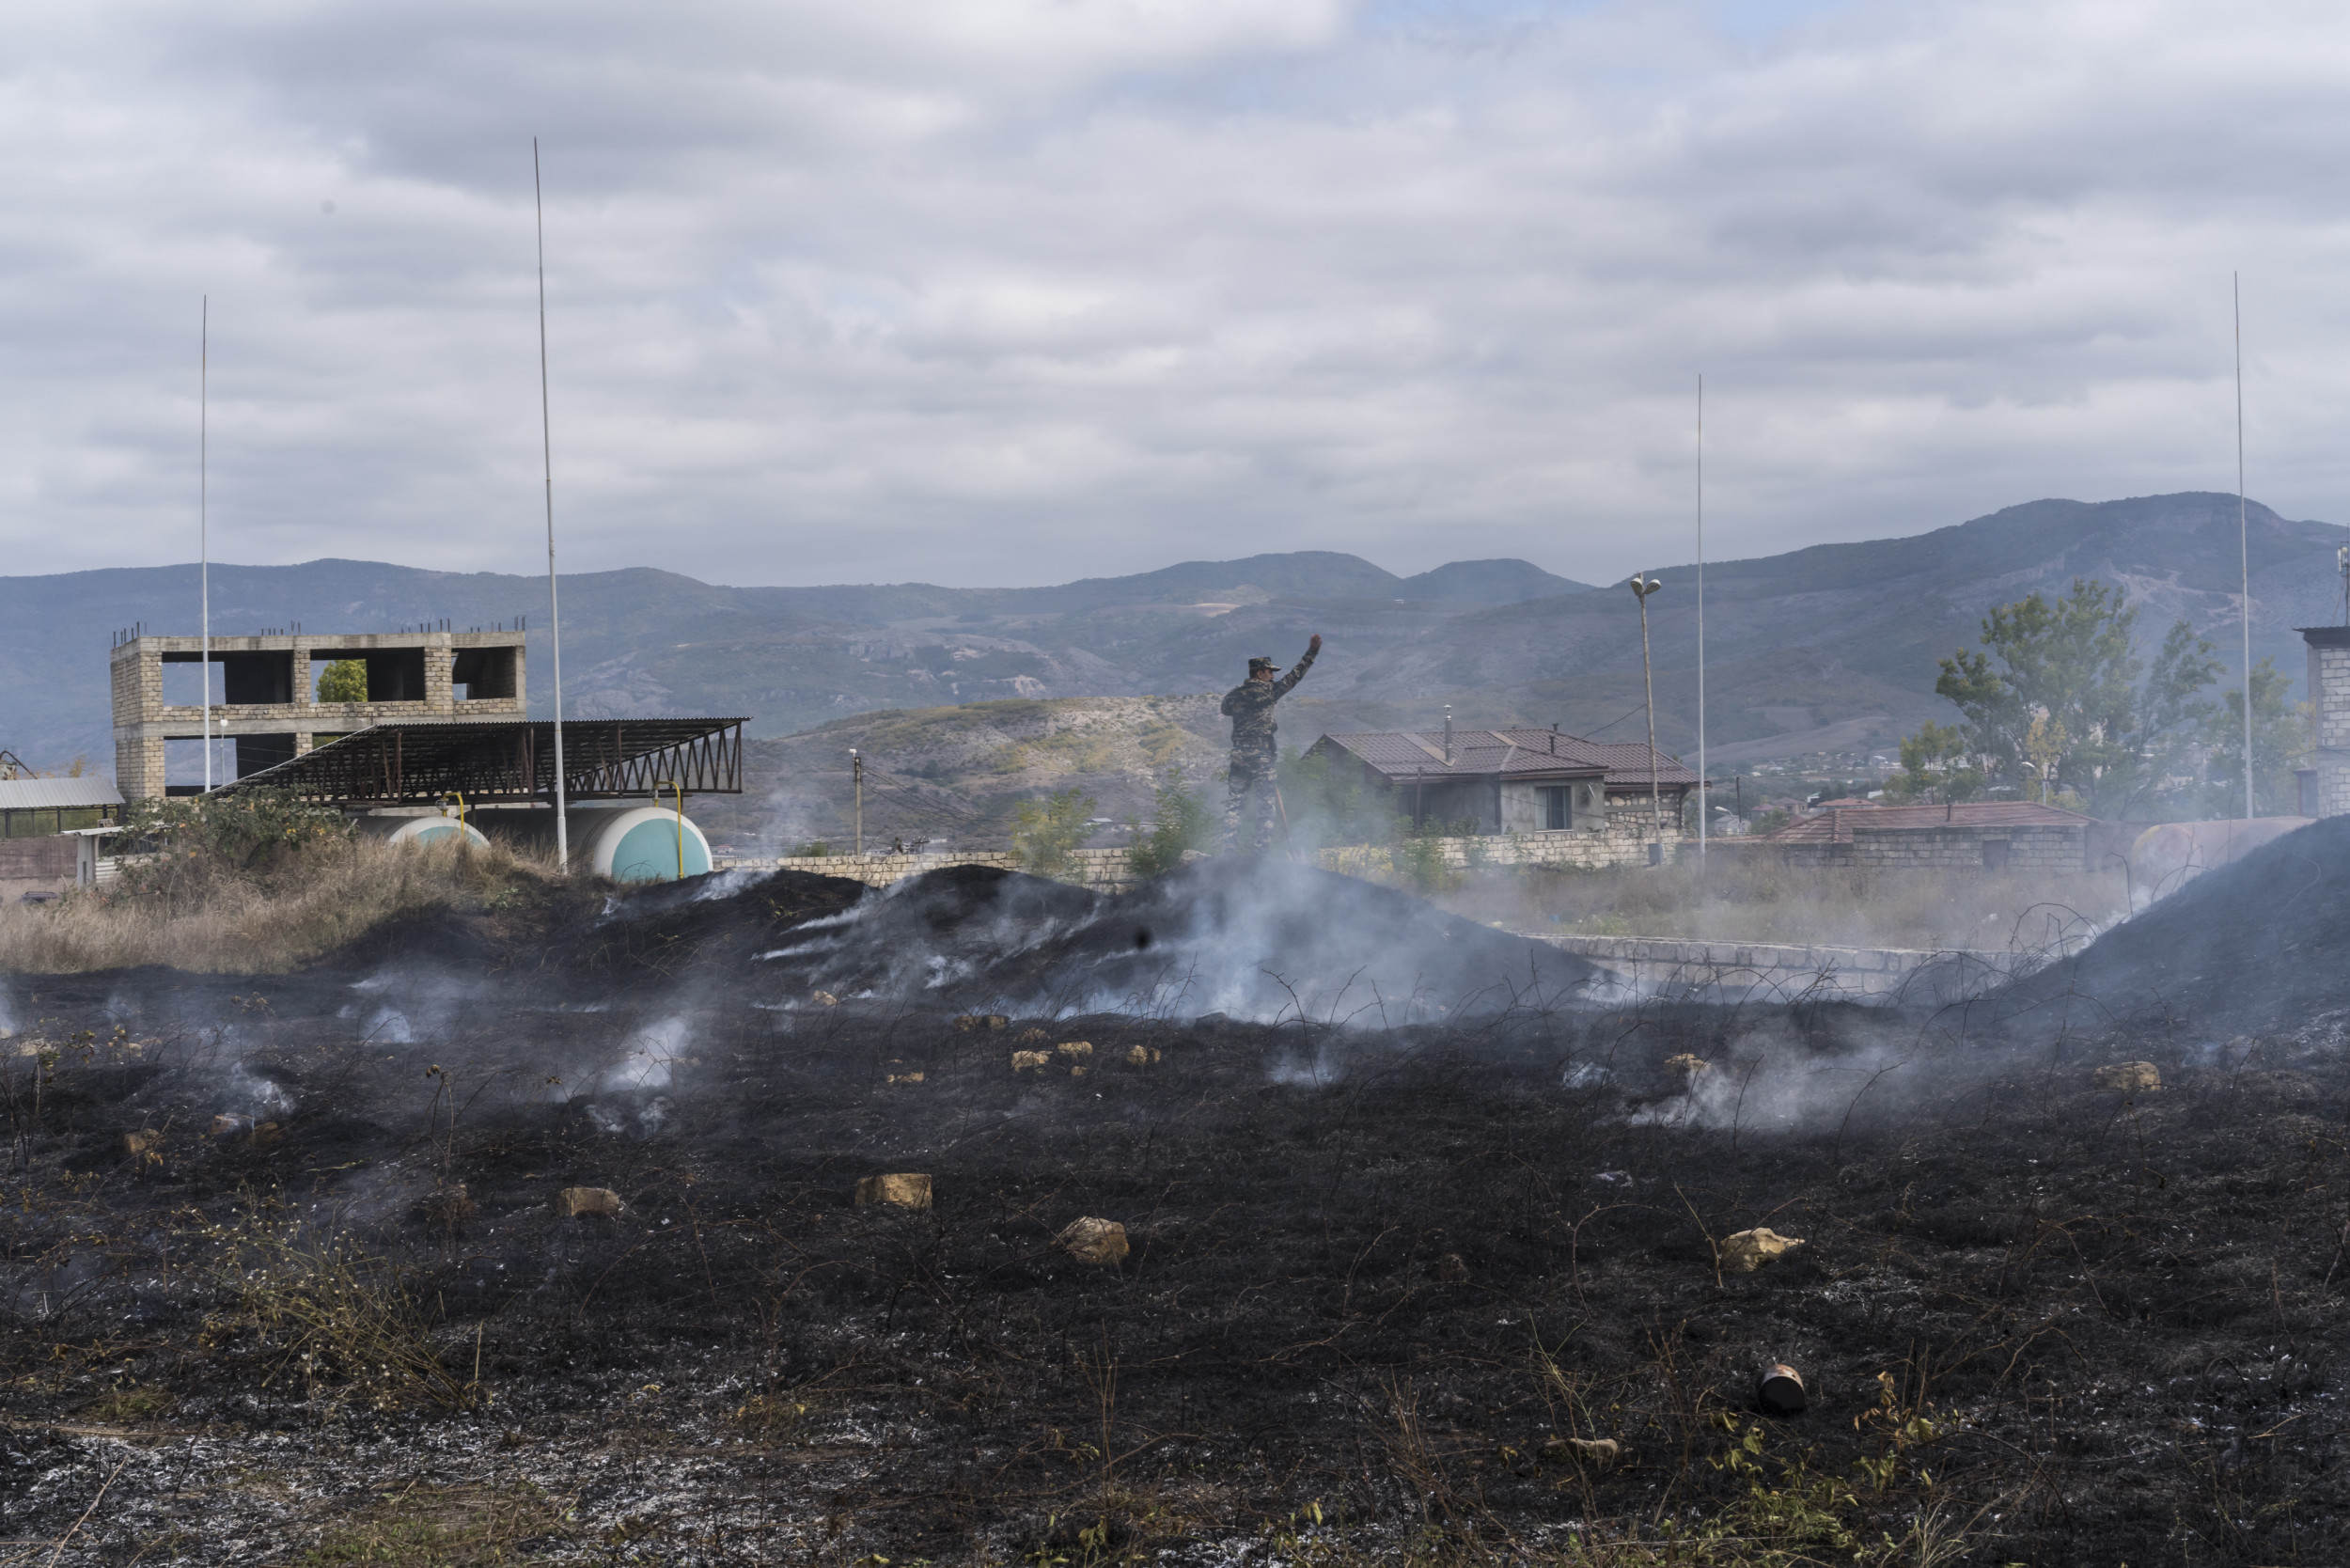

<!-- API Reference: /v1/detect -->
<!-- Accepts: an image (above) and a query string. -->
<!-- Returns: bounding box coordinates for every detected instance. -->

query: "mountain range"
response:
[0,492,2342,787]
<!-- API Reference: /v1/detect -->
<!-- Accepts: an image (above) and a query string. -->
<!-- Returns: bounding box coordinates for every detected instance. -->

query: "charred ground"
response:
[4,853,2349,1565]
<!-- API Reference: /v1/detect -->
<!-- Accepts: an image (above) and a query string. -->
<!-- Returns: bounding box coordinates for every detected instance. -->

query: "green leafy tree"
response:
[1127,772,1216,879]
[1010,787,1097,879]
[1882,721,1983,804]
[1915,579,2221,816]
[2198,659,2310,818]
[317,659,369,703]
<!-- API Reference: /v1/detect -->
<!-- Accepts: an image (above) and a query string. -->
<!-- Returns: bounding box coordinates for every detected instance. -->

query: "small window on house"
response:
[1982,839,2009,870]
[1541,786,1572,831]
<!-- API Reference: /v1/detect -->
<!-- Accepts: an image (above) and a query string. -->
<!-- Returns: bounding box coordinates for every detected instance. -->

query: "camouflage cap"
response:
[1247,655,1278,673]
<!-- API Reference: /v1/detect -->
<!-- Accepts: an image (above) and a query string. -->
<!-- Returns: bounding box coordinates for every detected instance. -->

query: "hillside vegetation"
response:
[7,494,2342,780]
[690,695,1236,855]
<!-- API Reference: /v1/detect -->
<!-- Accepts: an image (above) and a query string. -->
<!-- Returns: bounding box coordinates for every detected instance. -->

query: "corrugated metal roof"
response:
[0,777,122,810]
[1763,801,2093,845]
[1312,728,1700,790]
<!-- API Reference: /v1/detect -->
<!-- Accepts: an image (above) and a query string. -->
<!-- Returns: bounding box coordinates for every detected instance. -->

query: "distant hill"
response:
[0,549,1593,776]
[1,494,2342,789]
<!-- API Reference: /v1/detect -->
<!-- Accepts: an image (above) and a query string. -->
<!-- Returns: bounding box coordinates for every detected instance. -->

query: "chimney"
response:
[1444,705,1453,765]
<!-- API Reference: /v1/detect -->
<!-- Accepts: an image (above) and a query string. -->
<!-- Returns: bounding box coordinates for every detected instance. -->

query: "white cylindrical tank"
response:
[569,804,713,883]
[357,813,492,851]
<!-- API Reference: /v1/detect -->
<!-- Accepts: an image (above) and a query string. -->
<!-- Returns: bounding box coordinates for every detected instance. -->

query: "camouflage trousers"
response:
[1224,750,1280,853]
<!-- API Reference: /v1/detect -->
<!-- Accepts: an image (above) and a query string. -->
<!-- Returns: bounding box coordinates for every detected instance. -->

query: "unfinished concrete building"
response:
[110,629,525,800]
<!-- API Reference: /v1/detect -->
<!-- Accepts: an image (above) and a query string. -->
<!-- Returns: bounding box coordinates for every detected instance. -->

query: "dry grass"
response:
[294,1483,576,1565]
[202,1193,488,1414]
[1440,855,2128,951]
[0,834,563,975]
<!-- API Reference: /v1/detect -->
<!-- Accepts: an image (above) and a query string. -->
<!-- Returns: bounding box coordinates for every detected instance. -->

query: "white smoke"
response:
[600,1015,690,1094]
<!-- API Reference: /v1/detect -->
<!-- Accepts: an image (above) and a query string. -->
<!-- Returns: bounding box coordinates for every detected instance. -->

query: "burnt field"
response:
[6,847,2350,1565]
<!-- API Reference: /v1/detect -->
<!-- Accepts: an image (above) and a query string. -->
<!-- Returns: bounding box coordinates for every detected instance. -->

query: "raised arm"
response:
[1272,634,1323,698]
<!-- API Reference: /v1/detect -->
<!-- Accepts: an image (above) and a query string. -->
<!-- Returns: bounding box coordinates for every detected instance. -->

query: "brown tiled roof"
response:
[1762,801,2095,845]
[1312,728,1700,790]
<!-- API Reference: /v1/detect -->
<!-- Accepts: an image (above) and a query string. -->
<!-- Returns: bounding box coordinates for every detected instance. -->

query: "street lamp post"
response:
[1629,573,1666,838]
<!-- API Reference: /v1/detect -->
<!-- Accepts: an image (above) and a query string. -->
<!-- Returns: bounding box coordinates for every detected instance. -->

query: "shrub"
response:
[114,789,353,908]
[1011,787,1098,879]
[1128,773,1217,878]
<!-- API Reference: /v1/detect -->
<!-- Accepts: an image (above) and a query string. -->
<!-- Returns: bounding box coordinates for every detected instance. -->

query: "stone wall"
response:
[2307,636,2350,819]
[0,836,78,903]
[1543,933,2022,1005]
[726,811,1687,890]
[1765,822,2087,872]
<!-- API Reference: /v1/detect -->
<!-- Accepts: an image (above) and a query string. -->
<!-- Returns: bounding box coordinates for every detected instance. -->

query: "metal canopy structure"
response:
[214,718,745,807]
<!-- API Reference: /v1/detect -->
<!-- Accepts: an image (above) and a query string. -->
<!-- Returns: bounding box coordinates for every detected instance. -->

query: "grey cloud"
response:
[2,0,2348,594]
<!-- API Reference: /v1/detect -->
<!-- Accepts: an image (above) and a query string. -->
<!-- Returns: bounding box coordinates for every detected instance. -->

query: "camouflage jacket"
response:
[1220,645,1317,757]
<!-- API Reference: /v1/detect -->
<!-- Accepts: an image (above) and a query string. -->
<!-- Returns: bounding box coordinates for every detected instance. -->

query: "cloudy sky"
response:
[4,0,2347,588]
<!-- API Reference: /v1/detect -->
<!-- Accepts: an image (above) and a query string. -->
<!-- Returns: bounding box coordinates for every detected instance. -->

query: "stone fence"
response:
[1540,933,2028,1006]
[718,822,1688,892]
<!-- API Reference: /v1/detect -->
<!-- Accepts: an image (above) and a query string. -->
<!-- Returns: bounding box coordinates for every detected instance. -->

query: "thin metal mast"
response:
[1696,374,1705,857]
[201,296,212,792]
[2235,273,2251,822]
[536,139,570,870]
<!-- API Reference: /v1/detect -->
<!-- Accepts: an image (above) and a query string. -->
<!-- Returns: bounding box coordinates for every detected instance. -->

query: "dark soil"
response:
[3,857,2347,1564]
[2002,812,2350,1038]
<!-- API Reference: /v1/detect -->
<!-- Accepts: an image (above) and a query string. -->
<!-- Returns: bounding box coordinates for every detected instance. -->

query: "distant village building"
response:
[1304,726,1699,842]
[1753,800,2099,871]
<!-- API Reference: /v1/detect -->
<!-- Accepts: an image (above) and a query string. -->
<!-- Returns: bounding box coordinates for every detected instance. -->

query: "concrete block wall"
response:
[1760,823,2087,872]
[2307,638,2350,819]
[1543,933,2026,1005]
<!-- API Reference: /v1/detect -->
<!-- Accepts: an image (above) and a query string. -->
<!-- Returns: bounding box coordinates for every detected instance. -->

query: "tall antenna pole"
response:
[536,138,570,870]
[201,296,212,793]
[2235,273,2252,822]
[1696,373,1705,859]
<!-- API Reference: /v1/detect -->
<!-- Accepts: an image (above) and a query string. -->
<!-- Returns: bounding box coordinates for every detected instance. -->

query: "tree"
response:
[1883,721,1983,804]
[2198,659,2310,818]
[1916,579,2220,817]
[1011,787,1097,879]
[317,659,368,703]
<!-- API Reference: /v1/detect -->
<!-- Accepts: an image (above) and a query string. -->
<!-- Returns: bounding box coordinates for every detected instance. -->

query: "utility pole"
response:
[2234,272,2253,822]
[536,139,570,870]
[1696,373,1705,859]
[1629,573,1665,837]
[200,297,212,792]
[852,749,864,857]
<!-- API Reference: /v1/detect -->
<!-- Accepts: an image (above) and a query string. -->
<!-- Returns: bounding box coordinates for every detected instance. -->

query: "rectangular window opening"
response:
[452,646,517,701]
[1541,786,1572,831]
[159,657,225,709]
[162,735,235,792]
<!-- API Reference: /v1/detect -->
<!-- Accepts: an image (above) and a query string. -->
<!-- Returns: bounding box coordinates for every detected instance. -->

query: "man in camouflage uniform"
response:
[1221,635,1321,852]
